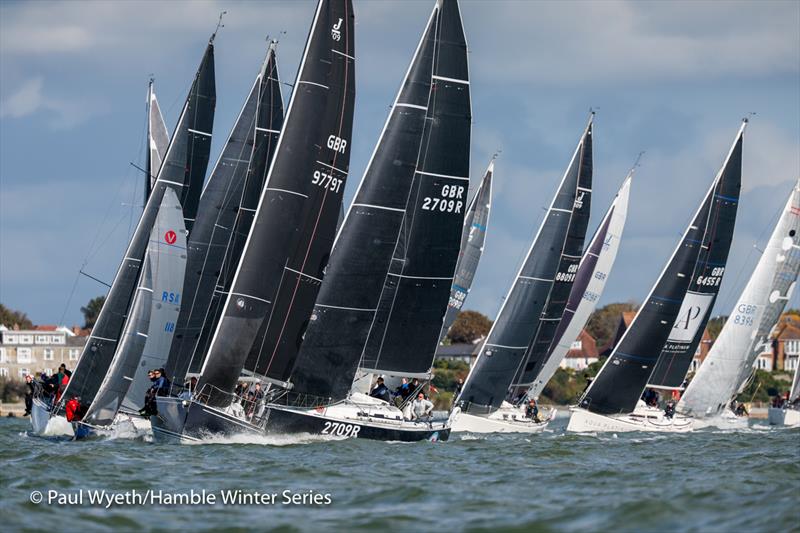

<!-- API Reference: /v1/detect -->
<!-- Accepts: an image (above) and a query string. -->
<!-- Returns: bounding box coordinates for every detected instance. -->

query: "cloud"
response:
[0,77,44,118]
[0,76,106,129]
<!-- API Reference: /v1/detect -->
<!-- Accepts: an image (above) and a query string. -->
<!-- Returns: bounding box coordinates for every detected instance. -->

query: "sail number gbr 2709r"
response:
[422,184,465,213]
[321,421,361,438]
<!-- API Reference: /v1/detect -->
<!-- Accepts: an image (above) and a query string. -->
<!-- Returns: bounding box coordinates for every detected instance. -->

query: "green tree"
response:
[706,315,728,340]
[446,310,492,344]
[584,302,638,349]
[0,304,34,329]
[81,296,106,329]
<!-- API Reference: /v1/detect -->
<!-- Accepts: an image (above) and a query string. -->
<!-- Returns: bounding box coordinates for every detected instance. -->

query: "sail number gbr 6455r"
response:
[422,184,465,214]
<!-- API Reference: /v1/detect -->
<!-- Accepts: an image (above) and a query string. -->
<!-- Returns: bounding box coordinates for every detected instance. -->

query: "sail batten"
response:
[581,123,745,416]
[56,43,216,414]
[527,174,632,399]
[679,178,800,417]
[438,159,493,343]
[164,43,284,384]
[457,117,593,414]
[197,0,356,406]
[288,0,470,401]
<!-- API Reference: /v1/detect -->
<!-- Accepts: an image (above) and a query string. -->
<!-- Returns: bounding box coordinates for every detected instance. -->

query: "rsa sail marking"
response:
[422,184,465,214]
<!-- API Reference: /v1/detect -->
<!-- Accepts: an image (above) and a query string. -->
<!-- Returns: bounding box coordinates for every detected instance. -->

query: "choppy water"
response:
[2,412,798,532]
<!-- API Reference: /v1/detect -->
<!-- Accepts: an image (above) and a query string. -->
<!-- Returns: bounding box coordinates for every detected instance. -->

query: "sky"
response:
[1,0,799,328]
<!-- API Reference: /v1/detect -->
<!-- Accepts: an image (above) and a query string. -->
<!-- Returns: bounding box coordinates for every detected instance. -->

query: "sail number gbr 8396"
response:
[422,184,465,213]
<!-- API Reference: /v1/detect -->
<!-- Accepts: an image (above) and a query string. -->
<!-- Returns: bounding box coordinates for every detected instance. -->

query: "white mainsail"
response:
[122,188,188,413]
[84,188,187,425]
[679,179,800,417]
[527,173,631,399]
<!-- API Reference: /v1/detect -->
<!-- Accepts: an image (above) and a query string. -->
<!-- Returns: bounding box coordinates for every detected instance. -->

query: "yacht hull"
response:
[767,407,800,426]
[567,406,693,433]
[451,407,553,433]
[151,396,450,443]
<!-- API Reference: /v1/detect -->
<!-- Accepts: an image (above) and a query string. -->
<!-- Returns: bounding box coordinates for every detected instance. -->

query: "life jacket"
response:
[65,398,83,422]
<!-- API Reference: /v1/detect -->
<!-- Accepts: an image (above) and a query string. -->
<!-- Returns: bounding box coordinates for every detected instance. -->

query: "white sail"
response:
[84,188,186,425]
[679,179,800,417]
[528,173,631,399]
[790,361,800,403]
[148,81,170,190]
[121,188,188,413]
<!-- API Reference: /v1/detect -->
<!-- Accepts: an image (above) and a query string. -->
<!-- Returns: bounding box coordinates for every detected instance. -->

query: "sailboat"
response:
[30,36,217,436]
[453,115,593,433]
[526,171,632,401]
[567,120,746,433]
[768,355,800,426]
[162,42,284,388]
[74,190,187,438]
[438,159,493,343]
[151,0,356,442]
[679,179,800,426]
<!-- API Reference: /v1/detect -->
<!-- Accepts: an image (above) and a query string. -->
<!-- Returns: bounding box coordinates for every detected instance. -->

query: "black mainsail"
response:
[57,41,216,414]
[197,0,355,405]
[579,122,746,415]
[438,159,493,343]
[457,117,593,413]
[288,0,470,401]
[510,133,593,394]
[647,126,743,388]
[164,43,284,384]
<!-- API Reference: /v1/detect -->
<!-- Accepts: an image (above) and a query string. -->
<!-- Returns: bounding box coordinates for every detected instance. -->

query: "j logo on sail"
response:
[331,18,343,41]
[574,191,585,210]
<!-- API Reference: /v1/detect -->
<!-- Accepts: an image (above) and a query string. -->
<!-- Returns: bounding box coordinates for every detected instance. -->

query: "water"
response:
[2,413,798,532]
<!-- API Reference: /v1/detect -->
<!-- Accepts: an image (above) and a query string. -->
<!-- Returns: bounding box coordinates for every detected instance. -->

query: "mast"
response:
[647,123,745,389]
[197,0,356,406]
[579,122,745,416]
[527,172,632,399]
[56,40,216,414]
[457,116,593,414]
[164,42,284,385]
[438,157,494,343]
[85,189,187,424]
[679,178,800,416]
[287,0,470,401]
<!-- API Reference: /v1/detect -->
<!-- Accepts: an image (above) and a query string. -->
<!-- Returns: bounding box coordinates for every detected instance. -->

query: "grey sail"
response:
[85,188,187,425]
[56,41,216,415]
[287,0,468,402]
[678,179,800,417]
[197,0,356,406]
[146,80,170,200]
[438,158,493,343]
[164,43,284,384]
[458,117,593,414]
[647,130,743,389]
[121,189,189,414]
[579,122,745,416]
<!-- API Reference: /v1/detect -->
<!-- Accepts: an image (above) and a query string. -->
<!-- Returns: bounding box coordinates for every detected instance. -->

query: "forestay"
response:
[197,0,355,406]
[56,42,216,415]
[527,173,631,399]
[438,159,493,343]
[679,179,800,417]
[85,189,187,425]
[579,123,745,416]
[164,44,284,385]
[648,125,744,389]
[457,117,593,414]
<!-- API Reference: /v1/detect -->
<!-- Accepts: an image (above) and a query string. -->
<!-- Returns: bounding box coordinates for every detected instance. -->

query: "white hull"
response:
[30,398,73,437]
[567,406,693,433]
[691,410,749,430]
[451,404,554,433]
[768,407,800,426]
